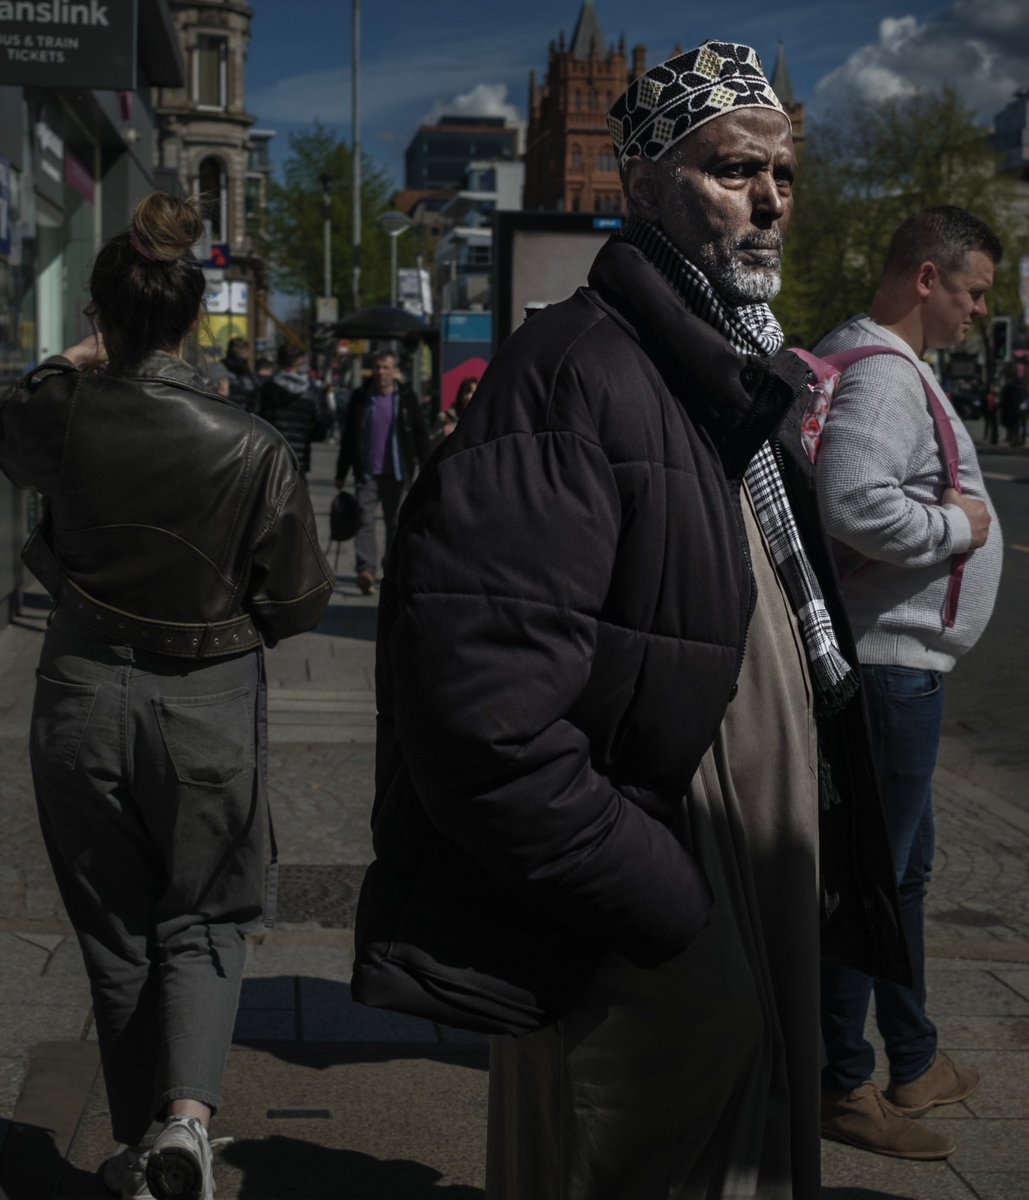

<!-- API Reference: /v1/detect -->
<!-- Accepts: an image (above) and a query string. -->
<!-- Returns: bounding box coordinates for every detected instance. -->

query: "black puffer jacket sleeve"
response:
[384,413,713,969]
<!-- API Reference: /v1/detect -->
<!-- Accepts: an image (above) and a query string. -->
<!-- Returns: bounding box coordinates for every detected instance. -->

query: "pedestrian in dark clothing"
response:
[259,345,325,475]
[1000,369,1025,447]
[982,385,999,445]
[0,191,332,1200]
[334,350,429,594]
[222,336,257,411]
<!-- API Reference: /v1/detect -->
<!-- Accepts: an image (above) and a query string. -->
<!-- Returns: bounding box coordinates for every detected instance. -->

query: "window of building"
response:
[467,167,496,192]
[588,90,599,112]
[573,90,581,111]
[465,244,491,268]
[195,34,228,110]
[245,175,263,230]
[198,157,228,241]
[570,143,583,171]
[571,191,581,213]
[597,149,617,173]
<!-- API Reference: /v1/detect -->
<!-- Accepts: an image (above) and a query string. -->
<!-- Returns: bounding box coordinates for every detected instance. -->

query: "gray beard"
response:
[697,238,783,306]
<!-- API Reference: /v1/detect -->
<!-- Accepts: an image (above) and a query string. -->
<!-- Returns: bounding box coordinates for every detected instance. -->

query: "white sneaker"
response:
[101,1144,154,1199]
[145,1116,214,1200]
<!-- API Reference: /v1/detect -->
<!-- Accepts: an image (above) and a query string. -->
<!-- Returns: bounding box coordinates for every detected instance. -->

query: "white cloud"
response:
[814,0,1029,121]
[424,82,522,127]
[248,26,536,132]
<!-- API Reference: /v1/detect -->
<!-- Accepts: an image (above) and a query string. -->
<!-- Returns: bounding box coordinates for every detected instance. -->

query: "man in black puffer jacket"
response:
[258,344,325,475]
[353,40,907,1200]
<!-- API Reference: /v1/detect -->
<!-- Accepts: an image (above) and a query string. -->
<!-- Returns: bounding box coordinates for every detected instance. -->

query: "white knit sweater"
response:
[813,316,1002,673]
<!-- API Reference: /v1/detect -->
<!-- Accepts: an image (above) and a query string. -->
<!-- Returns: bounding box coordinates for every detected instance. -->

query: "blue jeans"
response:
[821,665,943,1091]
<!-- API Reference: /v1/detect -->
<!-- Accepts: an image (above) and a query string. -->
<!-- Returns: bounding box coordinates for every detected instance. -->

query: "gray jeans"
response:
[355,474,406,575]
[30,612,267,1145]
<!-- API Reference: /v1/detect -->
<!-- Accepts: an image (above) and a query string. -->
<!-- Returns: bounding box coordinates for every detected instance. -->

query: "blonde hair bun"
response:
[131,192,205,263]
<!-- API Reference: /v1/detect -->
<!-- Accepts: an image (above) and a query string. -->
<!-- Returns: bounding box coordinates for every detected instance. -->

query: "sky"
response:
[246,0,1029,190]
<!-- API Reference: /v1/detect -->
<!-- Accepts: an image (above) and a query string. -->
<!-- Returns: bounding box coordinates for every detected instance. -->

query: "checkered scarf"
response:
[622,219,857,716]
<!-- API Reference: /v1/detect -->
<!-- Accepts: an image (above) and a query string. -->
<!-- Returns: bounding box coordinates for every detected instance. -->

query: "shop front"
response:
[0,0,183,623]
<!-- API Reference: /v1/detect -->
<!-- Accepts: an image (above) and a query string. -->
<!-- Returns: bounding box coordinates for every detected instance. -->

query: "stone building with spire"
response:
[769,42,805,146]
[524,0,644,213]
[524,3,806,212]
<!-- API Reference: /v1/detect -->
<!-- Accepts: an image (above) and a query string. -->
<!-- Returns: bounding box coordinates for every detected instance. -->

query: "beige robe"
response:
[486,488,821,1200]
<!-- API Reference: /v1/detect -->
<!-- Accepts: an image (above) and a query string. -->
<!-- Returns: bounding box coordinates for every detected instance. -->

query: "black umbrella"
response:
[332,306,437,341]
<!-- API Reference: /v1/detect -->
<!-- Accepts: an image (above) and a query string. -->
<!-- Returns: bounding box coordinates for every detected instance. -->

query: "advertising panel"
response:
[493,211,623,347]
[33,98,64,208]
[0,0,138,90]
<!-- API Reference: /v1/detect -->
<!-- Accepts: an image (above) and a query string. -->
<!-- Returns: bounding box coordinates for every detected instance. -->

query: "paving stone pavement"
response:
[0,442,1027,1198]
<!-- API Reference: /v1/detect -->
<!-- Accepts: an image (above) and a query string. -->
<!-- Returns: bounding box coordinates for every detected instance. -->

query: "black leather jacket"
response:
[0,352,333,654]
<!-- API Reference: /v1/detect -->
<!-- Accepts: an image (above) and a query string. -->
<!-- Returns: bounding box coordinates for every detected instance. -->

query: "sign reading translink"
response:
[0,0,135,90]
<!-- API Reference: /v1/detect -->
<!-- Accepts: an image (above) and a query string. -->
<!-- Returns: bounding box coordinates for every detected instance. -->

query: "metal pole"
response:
[352,0,361,309]
[390,234,398,307]
[320,174,332,302]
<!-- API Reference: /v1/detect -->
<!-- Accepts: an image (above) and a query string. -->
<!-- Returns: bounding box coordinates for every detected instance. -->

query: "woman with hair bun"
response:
[0,193,333,1200]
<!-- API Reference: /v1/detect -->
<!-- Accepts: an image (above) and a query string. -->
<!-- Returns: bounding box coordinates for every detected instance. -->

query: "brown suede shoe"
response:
[821,1082,955,1160]
[884,1052,980,1117]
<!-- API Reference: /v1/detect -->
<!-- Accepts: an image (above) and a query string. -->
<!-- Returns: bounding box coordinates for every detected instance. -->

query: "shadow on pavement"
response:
[316,602,378,642]
[220,1135,483,1198]
[234,977,489,1070]
[822,1190,920,1199]
[0,1118,106,1199]
[233,1037,488,1074]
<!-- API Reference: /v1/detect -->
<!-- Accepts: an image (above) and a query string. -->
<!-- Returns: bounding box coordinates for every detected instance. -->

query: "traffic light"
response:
[992,316,1012,363]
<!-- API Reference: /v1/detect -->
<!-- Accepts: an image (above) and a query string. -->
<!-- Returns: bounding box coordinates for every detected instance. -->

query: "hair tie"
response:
[129,230,160,261]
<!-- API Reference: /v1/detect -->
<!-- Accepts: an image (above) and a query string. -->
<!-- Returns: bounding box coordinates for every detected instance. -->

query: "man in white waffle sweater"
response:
[815,205,1003,1160]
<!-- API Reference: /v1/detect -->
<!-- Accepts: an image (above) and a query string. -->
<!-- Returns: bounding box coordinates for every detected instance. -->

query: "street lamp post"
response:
[352,0,361,310]
[376,211,412,307]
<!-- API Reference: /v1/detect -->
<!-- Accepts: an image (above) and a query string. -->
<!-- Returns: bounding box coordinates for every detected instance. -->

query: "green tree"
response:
[776,88,1029,349]
[263,123,430,314]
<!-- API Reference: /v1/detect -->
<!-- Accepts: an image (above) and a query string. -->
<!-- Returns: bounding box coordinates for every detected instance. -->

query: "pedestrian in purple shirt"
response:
[335,351,430,594]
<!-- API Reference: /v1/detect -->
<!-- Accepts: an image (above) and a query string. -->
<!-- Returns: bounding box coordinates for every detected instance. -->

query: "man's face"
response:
[627,108,796,305]
[372,356,397,392]
[923,250,994,350]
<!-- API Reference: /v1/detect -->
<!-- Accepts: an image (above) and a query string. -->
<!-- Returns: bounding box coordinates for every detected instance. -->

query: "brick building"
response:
[523,0,638,214]
[524,3,806,213]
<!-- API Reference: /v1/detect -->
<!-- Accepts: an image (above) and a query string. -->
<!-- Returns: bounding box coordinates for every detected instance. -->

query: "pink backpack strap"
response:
[811,344,966,629]
[789,346,838,383]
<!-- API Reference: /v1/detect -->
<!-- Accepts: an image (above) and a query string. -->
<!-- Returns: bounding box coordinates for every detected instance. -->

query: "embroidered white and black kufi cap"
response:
[608,39,788,165]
